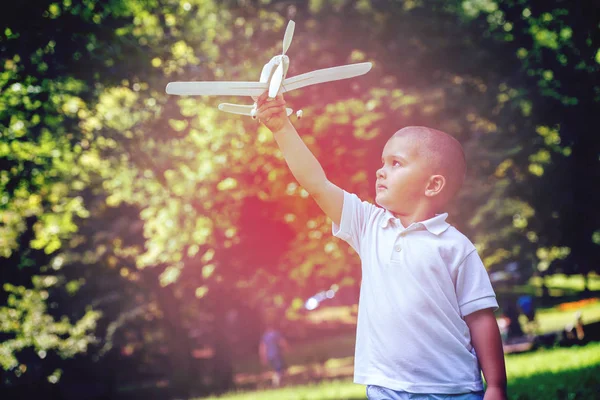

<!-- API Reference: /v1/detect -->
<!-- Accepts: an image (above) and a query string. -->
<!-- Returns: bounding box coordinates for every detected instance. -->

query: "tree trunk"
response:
[144,270,193,399]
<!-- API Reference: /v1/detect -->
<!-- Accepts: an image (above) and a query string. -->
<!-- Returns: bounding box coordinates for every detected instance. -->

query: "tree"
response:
[458,0,600,285]
[0,0,153,392]
[2,0,598,396]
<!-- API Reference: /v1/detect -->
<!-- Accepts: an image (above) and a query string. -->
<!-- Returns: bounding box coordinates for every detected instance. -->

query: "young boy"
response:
[256,92,507,400]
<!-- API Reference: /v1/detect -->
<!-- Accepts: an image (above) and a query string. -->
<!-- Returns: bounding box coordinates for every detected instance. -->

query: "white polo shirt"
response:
[333,191,498,394]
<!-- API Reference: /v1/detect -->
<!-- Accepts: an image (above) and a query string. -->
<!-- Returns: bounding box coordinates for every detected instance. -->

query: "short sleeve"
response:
[331,191,377,256]
[455,250,499,316]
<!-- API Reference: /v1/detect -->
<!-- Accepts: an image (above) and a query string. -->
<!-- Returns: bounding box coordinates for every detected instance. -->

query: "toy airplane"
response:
[165,20,372,120]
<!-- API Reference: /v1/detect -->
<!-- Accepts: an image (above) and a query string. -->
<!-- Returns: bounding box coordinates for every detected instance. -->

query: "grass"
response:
[505,343,600,399]
[198,342,600,399]
[202,379,365,400]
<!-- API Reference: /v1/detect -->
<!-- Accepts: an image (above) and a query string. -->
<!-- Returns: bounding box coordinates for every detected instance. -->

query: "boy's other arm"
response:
[465,308,507,400]
[257,92,343,226]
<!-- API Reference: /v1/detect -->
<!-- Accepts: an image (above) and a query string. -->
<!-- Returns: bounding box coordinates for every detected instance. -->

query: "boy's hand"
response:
[256,92,290,133]
[483,385,507,400]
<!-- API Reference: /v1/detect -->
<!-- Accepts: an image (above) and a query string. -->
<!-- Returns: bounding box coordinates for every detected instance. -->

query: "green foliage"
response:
[453,0,599,276]
[0,0,148,378]
[0,279,100,371]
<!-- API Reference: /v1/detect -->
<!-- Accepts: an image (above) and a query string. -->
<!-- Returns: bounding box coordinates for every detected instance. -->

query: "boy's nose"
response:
[376,168,385,179]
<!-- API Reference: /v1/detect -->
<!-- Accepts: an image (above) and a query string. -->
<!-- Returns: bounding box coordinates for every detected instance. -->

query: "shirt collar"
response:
[380,210,450,235]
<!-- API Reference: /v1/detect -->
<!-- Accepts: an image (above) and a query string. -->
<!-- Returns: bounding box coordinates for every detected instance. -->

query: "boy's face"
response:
[375,134,432,215]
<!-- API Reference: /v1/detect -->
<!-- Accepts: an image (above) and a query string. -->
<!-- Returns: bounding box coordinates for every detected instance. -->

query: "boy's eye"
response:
[393,160,401,167]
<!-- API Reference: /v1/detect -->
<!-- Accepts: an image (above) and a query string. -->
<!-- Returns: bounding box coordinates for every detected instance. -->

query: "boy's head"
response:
[375,126,466,216]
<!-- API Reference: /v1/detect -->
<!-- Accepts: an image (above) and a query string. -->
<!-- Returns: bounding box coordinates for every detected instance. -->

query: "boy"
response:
[256,92,507,400]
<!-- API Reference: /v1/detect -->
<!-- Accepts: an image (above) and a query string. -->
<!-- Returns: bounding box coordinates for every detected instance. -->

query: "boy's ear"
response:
[425,175,446,197]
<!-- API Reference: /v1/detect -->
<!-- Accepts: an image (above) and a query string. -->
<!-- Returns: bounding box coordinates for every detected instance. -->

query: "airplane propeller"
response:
[282,19,295,54]
[268,20,295,99]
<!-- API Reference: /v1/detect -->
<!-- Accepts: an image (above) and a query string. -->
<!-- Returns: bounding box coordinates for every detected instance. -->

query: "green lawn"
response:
[199,342,600,399]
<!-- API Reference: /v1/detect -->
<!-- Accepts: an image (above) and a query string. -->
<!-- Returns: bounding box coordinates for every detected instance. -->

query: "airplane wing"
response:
[165,81,268,97]
[218,103,293,117]
[166,61,371,96]
[281,62,372,93]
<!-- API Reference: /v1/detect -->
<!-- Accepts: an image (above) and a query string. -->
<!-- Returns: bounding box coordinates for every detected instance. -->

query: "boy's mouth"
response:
[376,184,387,191]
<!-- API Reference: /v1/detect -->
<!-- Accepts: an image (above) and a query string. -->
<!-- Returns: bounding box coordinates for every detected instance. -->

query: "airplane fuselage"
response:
[258,55,289,94]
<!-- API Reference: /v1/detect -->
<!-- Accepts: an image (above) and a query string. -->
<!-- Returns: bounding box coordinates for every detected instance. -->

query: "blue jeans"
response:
[367,385,485,400]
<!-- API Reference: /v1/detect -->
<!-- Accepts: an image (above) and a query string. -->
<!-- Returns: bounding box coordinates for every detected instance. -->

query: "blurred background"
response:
[1,0,599,399]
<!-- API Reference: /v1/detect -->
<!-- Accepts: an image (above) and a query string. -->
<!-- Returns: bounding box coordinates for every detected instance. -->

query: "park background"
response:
[1,0,599,399]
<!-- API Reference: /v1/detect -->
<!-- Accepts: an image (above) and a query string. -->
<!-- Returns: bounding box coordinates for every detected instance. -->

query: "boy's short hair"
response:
[393,126,466,204]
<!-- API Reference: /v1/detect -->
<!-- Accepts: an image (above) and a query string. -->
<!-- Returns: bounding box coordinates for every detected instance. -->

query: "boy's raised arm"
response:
[256,92,343,226]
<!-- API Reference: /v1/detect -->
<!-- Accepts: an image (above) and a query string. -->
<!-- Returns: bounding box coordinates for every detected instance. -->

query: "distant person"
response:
[496,313,511,344]
[564,311,585,342]
[541,283,550,299]
[259,322,289,387]
[503,301,525,340]
[256,93,507,399]
[517,294,538,334]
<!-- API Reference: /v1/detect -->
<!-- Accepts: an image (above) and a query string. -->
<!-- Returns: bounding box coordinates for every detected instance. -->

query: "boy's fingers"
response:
[257,92,285,107]
[258,91,268,103]
[258,99,285,112]
[257,98,286,113]
[257,91,273,105]
[258,107,281,121]
[257,109,283,124]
